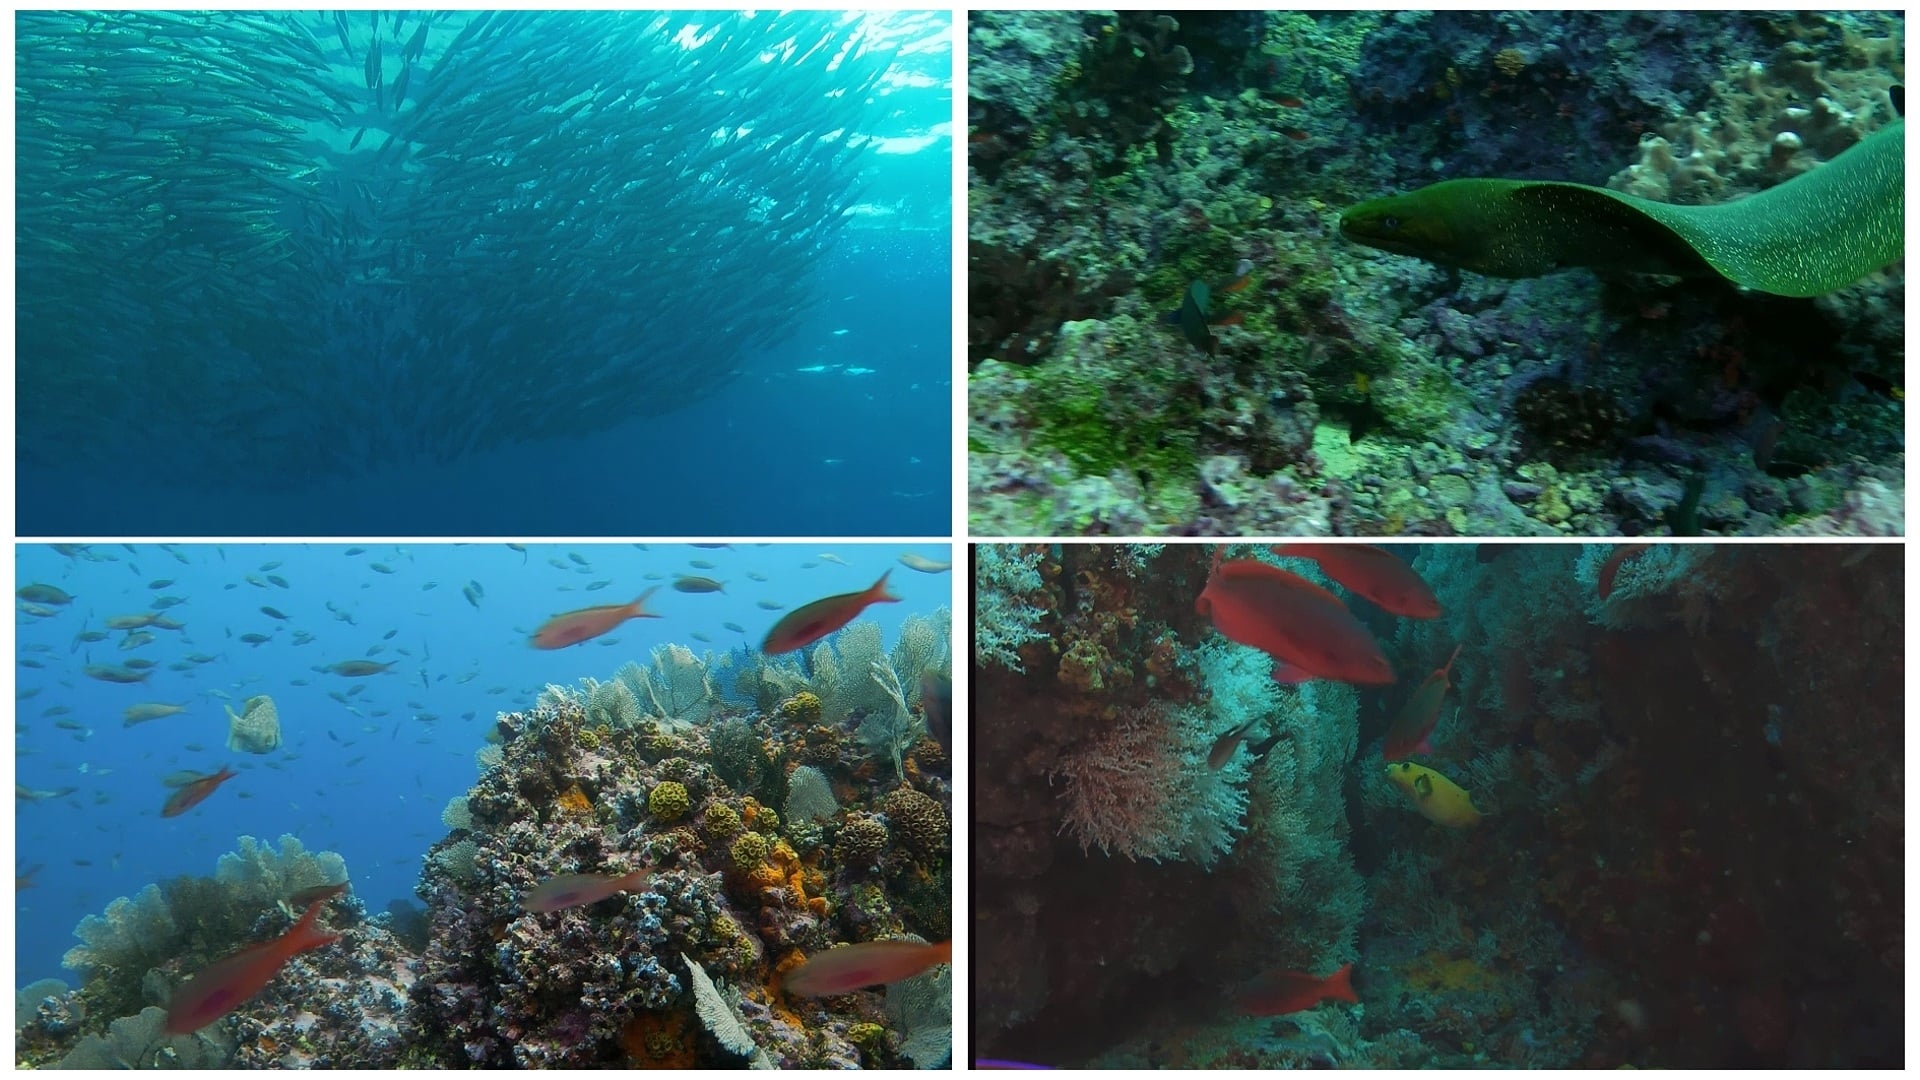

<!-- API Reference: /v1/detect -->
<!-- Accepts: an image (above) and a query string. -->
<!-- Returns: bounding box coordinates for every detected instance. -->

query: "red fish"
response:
[530,586,660,649]
[161,766,237,818]
[522,869,652,913]
[1273,544,1440,619]
[1382,645,1461,760]
[1237,962,1357,1016]
[783,939,951,997]
[1597,543,1651,600]
[1196,559,1395,685]
[164,898,340,1034]
[761,571,900,655]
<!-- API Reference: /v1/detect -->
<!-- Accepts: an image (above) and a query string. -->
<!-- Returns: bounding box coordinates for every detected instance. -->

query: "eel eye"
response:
[1383,215,1401,230]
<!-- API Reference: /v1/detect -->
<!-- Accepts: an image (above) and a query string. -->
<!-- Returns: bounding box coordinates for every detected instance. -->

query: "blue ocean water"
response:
[16,10,953,537]
[14,541,953,988]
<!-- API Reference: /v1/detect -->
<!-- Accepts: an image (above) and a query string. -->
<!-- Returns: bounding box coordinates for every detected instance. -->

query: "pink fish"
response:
[783,939,951,997]
[1237,962,1357,1016]
[522,869,653,913]
[165,899,339,1034]
[1273,544,1440,618]
[1197,557,1394,686]
[761,572,900,654]
[161,766,237,818]
[530,587,660,649]
[1382,645,1461,761]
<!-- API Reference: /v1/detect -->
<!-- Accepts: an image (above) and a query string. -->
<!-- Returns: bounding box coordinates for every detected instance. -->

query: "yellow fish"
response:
[1385,761,1481,828]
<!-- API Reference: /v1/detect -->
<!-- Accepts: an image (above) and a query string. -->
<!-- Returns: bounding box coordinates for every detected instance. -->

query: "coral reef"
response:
[973,543,1900,1068]
[968,11,1904,536]
[26,616,953,1070]
[24,835,411,1069]
[402,670,950,1066]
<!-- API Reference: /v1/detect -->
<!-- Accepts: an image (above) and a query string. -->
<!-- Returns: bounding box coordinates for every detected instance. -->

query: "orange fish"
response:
[17,864,43,890]
[164,898,340,1034]
[522,869,652,913]
[1597,543,1651,600]
[1237,962,1357,1016]
[783,939,951,997]
[760,572,900,654]
[1382,645,1460,761]
[1196,558,1394,685]
[161,766,237,818]
[530,586,660,649]
[1274,544,1440,619]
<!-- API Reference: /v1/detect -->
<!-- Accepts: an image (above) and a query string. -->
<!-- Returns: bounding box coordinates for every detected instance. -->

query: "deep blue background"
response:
[17,231,951,538]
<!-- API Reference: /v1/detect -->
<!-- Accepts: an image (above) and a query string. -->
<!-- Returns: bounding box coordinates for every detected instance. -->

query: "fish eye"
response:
[1383,215,1400,230]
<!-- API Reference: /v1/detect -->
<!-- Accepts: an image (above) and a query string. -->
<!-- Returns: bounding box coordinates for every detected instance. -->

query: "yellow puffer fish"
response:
[1385,762,1481,828]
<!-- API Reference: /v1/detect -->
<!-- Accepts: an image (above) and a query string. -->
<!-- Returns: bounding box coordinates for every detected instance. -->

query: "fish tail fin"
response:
[1325,963,1357,1002]
[928,940,952,966]
[629,585,663,618]
[868,570,900,603]
[282,898,342,955]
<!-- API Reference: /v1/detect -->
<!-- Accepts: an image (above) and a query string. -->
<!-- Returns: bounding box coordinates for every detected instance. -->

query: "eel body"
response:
[1340,119,1903,297]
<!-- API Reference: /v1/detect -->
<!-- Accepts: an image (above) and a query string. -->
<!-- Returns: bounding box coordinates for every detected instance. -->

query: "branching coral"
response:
[974,545,1050,671]
[1052,699,1248,867]
[625,646,728,728]
[861,661,925,781]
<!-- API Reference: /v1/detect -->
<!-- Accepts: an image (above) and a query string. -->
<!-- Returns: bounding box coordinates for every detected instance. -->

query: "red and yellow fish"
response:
[1196,557,1394,685]
[761,572,900,655]
[161,766,237,818]
[531,586,660,649]
[1382,645,1461,761]
[522,869,653,913]
[1273,543,1440,619]
[782,939,950,997]
[1237,962,1357,1016]
[165,898,340,1034]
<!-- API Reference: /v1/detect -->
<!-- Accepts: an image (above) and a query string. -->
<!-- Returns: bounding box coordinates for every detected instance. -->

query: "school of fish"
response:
[17,10,895,488]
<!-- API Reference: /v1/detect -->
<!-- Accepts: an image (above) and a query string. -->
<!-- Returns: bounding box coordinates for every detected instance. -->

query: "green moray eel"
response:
[1340,119,1904,297]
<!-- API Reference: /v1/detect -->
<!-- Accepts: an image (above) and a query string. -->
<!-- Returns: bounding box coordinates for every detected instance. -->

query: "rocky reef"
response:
[968,11,1904,536]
